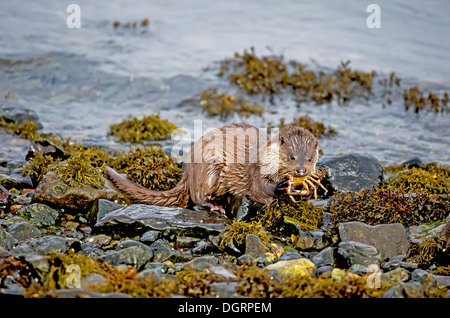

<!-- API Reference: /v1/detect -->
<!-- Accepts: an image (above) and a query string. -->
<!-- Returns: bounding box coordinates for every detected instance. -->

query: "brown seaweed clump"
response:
[257,197,324,234]
[218,220,272,251]
[219,47,375,105]
[48,153,105,189]
[199,88,265,119]
[403,86,449,114]
[108,113,177,144]
[383,162,450,195]
[328,187,449,226]
[407,237,448,267]
[279,115,336,139]
[236,264,282,298]
[125,155,182,191]
[0,118,40,140]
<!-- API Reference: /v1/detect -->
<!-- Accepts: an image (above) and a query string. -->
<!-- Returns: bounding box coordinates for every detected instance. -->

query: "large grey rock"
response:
[338,221,409,260]
[317,153,383,192]
[335,241,382,267]
[95,204,227,237]
[12,235,78,256]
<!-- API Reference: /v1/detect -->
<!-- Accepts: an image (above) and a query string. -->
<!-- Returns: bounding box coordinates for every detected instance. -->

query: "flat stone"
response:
[181,255,219,271]
[311,247,335,267]
[95,204,227,237]
[150,239,180,262]
[338,221,409,260]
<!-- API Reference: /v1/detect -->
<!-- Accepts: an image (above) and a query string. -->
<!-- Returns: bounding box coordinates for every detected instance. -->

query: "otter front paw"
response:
[274,175,293,196]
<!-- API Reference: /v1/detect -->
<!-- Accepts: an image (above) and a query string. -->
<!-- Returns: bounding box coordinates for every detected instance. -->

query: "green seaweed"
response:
[108,113,177,144]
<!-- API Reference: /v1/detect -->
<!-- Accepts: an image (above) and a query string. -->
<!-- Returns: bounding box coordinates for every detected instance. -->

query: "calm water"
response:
[0,0,449,165]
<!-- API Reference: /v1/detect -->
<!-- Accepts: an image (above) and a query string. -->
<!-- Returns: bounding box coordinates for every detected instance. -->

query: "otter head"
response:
[278,125,318,177]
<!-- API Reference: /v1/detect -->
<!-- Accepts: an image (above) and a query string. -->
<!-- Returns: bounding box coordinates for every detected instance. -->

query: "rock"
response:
[17,235,78,255]
[311,246,335,267]
[410,269,431,283]
[116,240,153,260]
[88,199,124,224]
[381,255,418,271]
[349,264,368,275]
[16,203,60,228]
[191,240,213,255]
[335,241,382,268]
[176,236,201,249]
[0,106,42,128]
[150,239,180,262]
[338,221,409,260]
[143,262,176,275]
[0,225,18,250]
[140,230,160,244]
[5,221,41,243]
[266,258,316,279]
[95,204,227,237]
[209,266,238,280]
[84,234,111,247]
[24,254,49,280]
[408,221,447,244]
[382,283,423,298]
[293,227,327,250]
[317,153,383,192]
[99,246,152,270]
[244,234,270,258]
[0,173,23,188]
[278,251,304,261]
[385,268,410,283]
[33,171,124,211]
[181,255,219,271]
[210,282,239,298]
[25,139,67,161]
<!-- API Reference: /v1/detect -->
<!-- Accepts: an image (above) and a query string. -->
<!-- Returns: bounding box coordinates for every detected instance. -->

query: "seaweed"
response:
[279,115,336,139]
[108,113,177,144]
[175,268,221,297]
[235,264,282,298]
[403,86,449,113]
[199,88,265,119]
[219,48,375,104]
[49,153,105,189]
[0,118,40,140]
[383,162,450,195]
[328,187,449,226]
[125,156,182,191]
[21,152,58,183]
[218,220,272,251]
[257,197,324,234]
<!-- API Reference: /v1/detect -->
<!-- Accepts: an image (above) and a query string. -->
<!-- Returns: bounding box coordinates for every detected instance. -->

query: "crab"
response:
[287,167,328,203]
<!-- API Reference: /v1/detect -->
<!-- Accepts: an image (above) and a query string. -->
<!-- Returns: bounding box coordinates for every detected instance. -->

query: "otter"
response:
[105,123,319,216]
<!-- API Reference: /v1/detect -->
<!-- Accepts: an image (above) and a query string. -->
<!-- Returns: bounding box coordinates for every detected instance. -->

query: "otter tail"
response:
[104,166,190,208]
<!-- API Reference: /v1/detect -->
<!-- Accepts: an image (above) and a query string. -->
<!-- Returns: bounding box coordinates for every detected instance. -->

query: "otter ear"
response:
[279,136,285,145]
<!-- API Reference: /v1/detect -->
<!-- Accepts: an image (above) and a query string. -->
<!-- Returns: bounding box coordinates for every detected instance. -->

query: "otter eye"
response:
[307,158,312,162]
[290,156,297,160]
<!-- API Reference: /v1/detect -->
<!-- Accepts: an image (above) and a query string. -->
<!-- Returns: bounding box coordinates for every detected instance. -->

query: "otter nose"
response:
[296,169,307,176]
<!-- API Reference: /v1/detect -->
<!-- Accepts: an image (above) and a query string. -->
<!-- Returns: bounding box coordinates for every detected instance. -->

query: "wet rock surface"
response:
[95,204,227,237]
[317,153,383,192]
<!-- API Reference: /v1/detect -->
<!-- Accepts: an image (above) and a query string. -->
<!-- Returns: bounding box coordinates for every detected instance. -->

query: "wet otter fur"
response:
[105,123,319,217]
